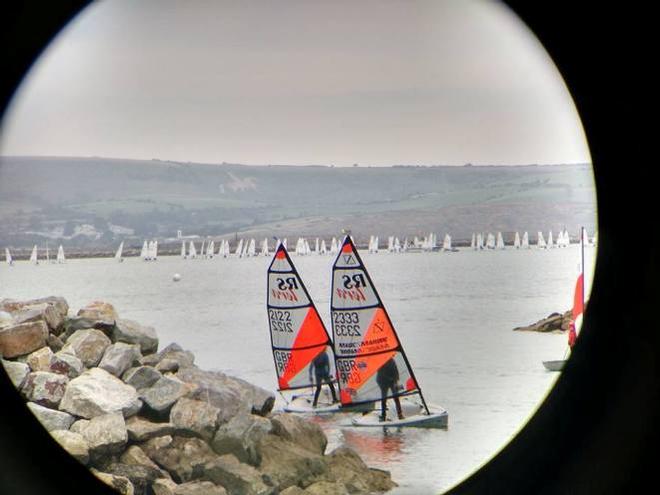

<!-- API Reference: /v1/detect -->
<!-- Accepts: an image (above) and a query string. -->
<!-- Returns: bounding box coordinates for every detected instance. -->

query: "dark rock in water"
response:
[114,319,159,355]
[513,310,573,333]
[0,320,49,358]
[203,454,272,495]
[22,371,69,408]
[141,435,219,483]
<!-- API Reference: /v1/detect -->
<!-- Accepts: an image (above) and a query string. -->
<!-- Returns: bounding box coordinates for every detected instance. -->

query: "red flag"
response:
[572,273,584,320]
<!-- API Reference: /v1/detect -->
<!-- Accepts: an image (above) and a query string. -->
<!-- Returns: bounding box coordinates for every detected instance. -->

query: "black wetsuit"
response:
[311,351,337,406]
[376,357,403,420]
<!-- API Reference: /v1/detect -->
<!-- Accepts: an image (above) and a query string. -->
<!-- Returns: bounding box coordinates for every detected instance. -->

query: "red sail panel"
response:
[279,308,329,388]
[572,273,584,320]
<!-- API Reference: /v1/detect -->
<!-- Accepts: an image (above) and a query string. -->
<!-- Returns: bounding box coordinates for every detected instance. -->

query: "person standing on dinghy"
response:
[309,350,338,407]
[377,357,404,421]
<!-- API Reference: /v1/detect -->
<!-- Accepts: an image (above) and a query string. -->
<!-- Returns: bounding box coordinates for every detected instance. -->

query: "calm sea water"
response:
[0,245,596,494]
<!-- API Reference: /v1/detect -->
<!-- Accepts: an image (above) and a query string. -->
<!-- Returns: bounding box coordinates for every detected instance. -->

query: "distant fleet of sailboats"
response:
[2,228,597,265]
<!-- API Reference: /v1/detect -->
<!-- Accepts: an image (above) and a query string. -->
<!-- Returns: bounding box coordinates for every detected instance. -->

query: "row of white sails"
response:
[469,229,596,250]
[5,245,66,265]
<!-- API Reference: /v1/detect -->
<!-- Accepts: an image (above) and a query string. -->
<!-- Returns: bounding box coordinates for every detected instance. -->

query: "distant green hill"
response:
[0,156,597,247]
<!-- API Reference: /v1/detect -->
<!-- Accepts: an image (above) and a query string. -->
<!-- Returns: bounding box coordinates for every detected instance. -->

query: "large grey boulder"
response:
[123,366,162,391]
[175,367,274,421]
[78,411,128,461]
[59,367,142,418]
[114,319,159,355]
[170,397,221,442]
[0,320,49,358]
[27,401,75,431]
[120,444,171,479]
[211,413,272,466]
[0,296,68,323]
[98,342,141,377]
[50,429,90,465]
[125,416,175,442]
[60,316,116,341]
[152,478,178,495]
[22,371,69,408]
[61,329,111,367]
[257,435,328,491]
[303,481,349,495]
[77,300,118,322]
[140,376,191,416]
[105,462,168,494]
[140,435,219,483]
[325,447,396,494]
[12,303,65,334]
[270,413,327,455]
[1,358,30,389]
[203,454,273,495]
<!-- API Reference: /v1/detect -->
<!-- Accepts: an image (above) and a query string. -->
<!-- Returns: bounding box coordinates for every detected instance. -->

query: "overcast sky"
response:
[0,0,590,166]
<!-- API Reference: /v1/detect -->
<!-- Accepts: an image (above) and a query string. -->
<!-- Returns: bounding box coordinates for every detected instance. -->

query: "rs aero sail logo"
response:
[272,277,299,302]
[336,273,368,301]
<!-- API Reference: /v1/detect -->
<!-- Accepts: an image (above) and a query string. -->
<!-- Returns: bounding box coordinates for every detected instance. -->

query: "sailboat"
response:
[29,245,39,265]
[56,245,65,264]
[547,231,554,249]
[442,233,457,252]
[181,241,186,259]
[496,232,505,250]
[522,231,530,249]
[189,241,198,259]
[261,238,269,257]
[141,240,149,260]
[266,243,342,413]
[537,232,547,249]
[514,232,521,249]
[486,233,496,250]
[543,227,587,371]
[5,247,13,265]
[331,236,448,428]
[115,242,124,262]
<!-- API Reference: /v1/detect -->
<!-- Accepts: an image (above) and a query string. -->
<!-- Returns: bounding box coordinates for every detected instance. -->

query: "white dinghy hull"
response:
[284,390,374,414]
[352,399,448,429]
[542,360,566,372]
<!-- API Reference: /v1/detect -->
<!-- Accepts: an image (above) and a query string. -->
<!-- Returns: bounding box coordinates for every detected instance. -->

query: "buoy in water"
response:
[172,273,181,282]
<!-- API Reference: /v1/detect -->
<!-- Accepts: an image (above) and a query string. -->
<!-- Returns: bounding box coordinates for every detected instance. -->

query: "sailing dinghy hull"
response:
[284,393,374,414]
[542,360,566,372]
[352,400,448,429]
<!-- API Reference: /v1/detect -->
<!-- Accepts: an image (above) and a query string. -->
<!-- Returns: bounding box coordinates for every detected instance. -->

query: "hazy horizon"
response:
[0,0,591,167]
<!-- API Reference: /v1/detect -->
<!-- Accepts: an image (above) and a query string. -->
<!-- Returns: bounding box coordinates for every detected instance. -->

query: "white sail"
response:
[320,239,327,254]
[56,245,65,263]
[115,242,124,261]
[486,233,496,249]
[140,241,149,260]
[189,241,198,259]
[30,245,38,264]
[152,240,158,260]
[522,231,529,248]
[442,234,452,251]
[235,239,244,257]
[200,240,206,258]
[261,238,269,256]
[476,233,483,250]
[387,236,394,252]
[496,232,505,250]
[393,237,401,253]
[247,238,256,257]
[547,231,554,248]
[470,233,476,250]
[181,241,186,258]
[537,232,546,249]
[5,248,13,265]
[207,240,215,258]
[329,237,338,255]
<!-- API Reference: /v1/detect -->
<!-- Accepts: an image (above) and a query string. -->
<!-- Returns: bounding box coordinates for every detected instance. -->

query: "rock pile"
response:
[512,309,574,333]
[1,297,396,495]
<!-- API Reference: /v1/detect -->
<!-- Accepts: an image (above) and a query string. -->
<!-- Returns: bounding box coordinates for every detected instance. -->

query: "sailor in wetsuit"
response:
[309,350,338,407]
[376,357,404,421]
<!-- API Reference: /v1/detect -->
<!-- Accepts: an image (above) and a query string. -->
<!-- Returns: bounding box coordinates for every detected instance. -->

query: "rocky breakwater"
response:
[513,309,575,333]
[1,297,396,495]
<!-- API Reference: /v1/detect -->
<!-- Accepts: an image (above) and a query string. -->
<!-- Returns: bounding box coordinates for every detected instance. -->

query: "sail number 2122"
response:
[269,309,293,332]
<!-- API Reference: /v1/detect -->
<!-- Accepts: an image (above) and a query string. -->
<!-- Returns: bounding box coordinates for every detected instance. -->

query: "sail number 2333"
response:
[333,311,361,337]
